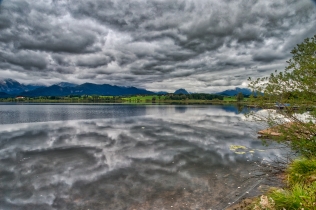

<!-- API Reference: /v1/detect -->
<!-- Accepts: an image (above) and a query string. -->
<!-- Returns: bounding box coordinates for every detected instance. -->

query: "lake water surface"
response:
[0,104,284,209]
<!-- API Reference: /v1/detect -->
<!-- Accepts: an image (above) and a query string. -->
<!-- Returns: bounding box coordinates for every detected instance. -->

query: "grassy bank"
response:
[249,158,316,209]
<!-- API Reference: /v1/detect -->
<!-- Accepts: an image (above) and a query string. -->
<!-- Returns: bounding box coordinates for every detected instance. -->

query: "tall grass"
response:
[252,158,316,210]
[269,182,316,209]
[287,158,316,185]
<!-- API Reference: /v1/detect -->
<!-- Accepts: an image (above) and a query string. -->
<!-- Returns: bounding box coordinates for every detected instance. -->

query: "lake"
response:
[0,104,284,209]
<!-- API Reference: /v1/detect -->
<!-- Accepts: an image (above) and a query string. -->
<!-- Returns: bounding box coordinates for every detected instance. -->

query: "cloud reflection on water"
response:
[0,105,284,209]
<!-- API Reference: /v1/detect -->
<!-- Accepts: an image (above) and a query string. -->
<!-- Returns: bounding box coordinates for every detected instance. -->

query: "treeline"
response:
[0,95,123,102]
[0,93,226,102]
[42,95,122,100]
[164,93,223,100]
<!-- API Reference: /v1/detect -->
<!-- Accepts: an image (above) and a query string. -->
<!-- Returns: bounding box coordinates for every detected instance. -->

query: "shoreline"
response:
[0,100,248,105]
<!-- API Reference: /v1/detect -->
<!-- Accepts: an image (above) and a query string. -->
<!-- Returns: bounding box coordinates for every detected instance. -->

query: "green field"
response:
[223,96,237,101]
[223,96,249,102]
[122,95,166,102]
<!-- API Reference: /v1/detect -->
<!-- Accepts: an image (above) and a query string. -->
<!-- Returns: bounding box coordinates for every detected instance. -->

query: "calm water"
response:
[0,104,283,209]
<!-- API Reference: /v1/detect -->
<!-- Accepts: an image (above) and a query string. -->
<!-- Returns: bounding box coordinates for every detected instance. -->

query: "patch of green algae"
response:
[230,145,247,150]
[229,145,265,155]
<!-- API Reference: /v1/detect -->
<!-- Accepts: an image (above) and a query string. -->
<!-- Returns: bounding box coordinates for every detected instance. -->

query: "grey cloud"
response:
[170,70,195,78]
[0,50,48,70]
[52,55,69,66]
[17,30,97,54]
[76,73,97,80]
[76,55,114,68]
[94,69,113,75]
[252,50,288,63]
[0,1,98,54]
[0,14,11,30]
[0,0,315,92]
[55,67,76,74]
[208,79,243,87]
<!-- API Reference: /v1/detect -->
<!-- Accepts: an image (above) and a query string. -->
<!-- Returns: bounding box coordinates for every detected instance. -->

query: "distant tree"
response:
[236,92,244,102]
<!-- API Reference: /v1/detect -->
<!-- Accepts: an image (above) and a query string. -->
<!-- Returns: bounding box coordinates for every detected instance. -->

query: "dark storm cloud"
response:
[51,55,69,66]
[0,0,315,92]
[252,50,289,63]
[0,14,11,29]
[0,50,48,70]
[55,67,75,74]
[76,55,114,68]
[18,32,96,54]
[0,1,99,54]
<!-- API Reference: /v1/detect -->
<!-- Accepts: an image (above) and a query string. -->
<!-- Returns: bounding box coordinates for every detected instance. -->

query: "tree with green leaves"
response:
[236,92,244,102]
[248,35,316,157]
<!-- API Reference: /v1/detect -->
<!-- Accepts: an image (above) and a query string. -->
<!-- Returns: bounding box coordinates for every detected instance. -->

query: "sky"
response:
[0,0,315,93]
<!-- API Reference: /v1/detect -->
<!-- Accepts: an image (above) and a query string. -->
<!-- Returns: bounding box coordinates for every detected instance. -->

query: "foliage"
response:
[236,92,244,102]
[223,95,248,102]
[164,93,223,101]
[0,94,227,103]
[248,35,316,209]
[0,95,121,103]
[223,96,236,101]
[251,158,316,210]
[122,95,165,102]
[268,183,316,209]
[248,35,316,158]
[249,35,316,105]
[287,158,316,185]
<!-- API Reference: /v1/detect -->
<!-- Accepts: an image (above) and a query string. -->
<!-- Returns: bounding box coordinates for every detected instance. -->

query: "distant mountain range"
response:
[0,79,154,97]
[217,87,252,96]
[0,78,253,98]
[54,82,78,88]
[20,83,154,97]
[0,92,10,98]
[0,79,43,94]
